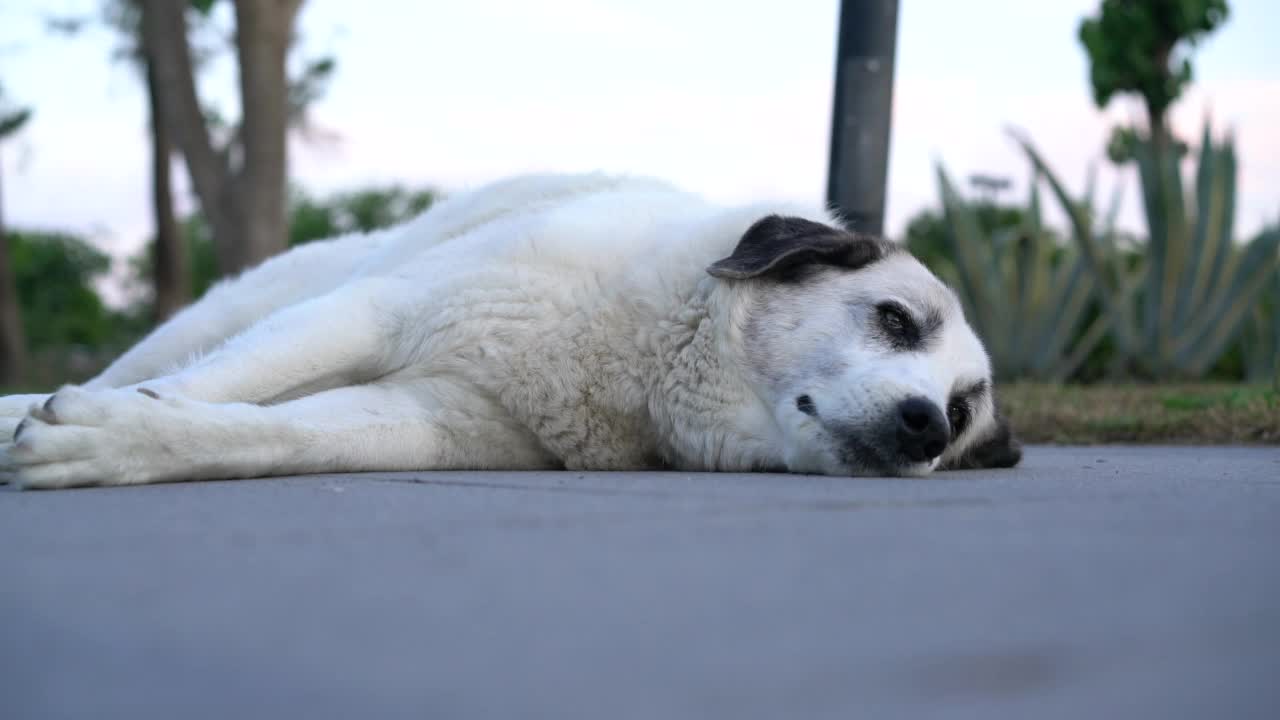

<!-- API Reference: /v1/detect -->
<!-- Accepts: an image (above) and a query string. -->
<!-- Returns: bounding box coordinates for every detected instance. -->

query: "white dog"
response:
[0,173,1019,489]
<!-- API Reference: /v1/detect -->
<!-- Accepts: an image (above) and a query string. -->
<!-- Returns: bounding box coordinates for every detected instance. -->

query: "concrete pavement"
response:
[2,445,1278,719]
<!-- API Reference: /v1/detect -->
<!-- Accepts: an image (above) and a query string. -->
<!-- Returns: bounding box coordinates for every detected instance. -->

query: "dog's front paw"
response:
[1,394,51,484]
[9,386,190,489]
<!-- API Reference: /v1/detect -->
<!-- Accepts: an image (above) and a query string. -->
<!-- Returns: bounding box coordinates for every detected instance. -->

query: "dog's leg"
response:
[1,271,392,478]
[2,271,413,483]
[85,232,378,391]
[0,233,377,477]
[10,380,555,489]
[134,277,419,405]
[2,281,362,482]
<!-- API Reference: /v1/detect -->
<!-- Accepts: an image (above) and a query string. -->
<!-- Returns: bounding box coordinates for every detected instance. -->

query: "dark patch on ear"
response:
[707,215,891,280]
[941,412,1022,470]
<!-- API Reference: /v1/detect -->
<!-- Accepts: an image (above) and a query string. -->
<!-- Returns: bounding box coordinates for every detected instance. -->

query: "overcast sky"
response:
[1,0,1277,268]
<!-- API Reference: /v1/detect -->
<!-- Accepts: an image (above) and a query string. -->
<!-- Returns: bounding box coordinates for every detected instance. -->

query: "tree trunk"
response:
[138,0,241,275]
[0,146,27,386]
[138,0,303,276]
[144,51,189,322]
[233,0,301,268]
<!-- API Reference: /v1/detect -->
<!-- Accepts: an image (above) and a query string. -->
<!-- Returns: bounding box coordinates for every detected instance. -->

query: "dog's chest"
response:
[488,324,665,470]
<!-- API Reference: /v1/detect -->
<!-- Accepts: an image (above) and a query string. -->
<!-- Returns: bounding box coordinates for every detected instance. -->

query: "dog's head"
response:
[708,214,1020,476]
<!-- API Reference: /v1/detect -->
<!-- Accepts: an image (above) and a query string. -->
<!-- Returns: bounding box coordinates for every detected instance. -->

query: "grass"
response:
[1000,383,1280,444]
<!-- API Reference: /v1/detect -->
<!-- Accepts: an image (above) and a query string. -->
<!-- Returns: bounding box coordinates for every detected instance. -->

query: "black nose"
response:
[896,397,949,462]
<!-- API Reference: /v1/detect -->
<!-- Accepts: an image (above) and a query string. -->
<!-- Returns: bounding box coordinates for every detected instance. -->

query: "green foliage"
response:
[305,186,437,239]
[1079,0,1229,123]
[1016,123,1280,379]
[1105,125,1191,165]
[288,57,337,132]
[1237,246,1279,385]
[0,81,33,139]
[932,164,1112,381]
[190,0,220,15]
[132,184,439,303]
[0,109,31,138]
[903,202,1026,277]
[8,231,121,351]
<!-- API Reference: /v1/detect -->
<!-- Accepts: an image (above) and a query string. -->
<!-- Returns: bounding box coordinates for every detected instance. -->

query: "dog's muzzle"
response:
[894,396,949,462]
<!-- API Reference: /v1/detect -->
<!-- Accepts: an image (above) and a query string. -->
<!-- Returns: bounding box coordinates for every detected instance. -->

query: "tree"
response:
[1079,0,1229,155]
[141,27,189,322]
[0,83,33,386]
[139,0,317,276]
[48,6,218,324]
[87,0,192,322]
[53,1,331,316]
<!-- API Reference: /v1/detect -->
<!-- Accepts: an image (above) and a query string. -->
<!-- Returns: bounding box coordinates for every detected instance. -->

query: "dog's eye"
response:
[947,399,970,436]
[875,302,919,346]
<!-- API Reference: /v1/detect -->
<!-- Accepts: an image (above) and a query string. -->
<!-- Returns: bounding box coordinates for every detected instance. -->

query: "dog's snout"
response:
[896,397,948,462]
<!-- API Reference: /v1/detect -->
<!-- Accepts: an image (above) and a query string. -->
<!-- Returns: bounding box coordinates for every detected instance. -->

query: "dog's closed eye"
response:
[875,302,920,349]
[946,398,970,436]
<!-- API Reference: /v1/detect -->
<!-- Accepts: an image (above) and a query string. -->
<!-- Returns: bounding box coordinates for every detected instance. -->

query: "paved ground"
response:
[1,445,1278,719]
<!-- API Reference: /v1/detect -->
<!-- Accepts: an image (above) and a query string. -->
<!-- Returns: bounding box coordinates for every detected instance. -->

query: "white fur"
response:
[0,173,1001,489]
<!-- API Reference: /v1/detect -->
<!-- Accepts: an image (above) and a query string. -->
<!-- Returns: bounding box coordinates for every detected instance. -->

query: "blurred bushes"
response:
[9,230,131,351]
[5,230,145,389]
[132,183,437,304]
[932,164,1117,382]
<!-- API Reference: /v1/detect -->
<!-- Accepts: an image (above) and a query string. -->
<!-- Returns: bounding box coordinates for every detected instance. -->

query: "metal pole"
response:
[826,0,900,237]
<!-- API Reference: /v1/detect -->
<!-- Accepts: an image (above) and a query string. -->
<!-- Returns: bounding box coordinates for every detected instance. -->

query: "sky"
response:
[1,0,1278,278]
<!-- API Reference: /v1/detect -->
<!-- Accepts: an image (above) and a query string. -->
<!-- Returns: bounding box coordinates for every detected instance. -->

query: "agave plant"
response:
[1016,123,1280,378]
[1241,264,1280,386]
[934,163,1112,381]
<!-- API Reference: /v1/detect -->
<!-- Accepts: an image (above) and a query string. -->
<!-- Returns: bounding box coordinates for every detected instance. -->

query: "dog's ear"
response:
[940,412,1023,470]
[707,215,887,280]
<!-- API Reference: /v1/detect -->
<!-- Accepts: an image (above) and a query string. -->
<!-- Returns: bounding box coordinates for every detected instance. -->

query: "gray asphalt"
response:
[2,445,1278,720]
